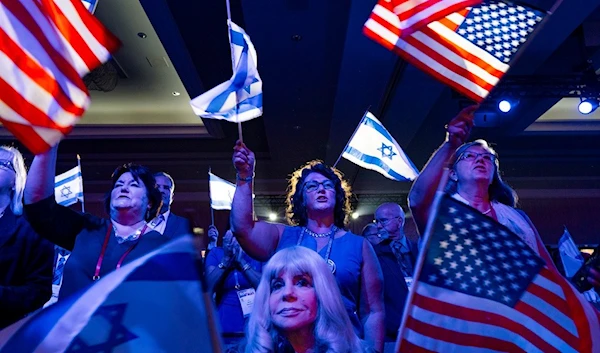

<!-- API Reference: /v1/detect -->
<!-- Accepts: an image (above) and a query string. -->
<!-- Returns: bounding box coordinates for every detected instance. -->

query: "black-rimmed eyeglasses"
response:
[303,180,335,193]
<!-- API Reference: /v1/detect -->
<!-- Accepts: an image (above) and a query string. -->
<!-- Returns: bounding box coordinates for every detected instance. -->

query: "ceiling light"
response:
[498,99,512,113]
[268,213,277,221]
[352,212,359,219]
[172,91,181,97]
[578,98,598,115]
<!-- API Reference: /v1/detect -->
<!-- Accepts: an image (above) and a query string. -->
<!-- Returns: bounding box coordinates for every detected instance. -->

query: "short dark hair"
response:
[285,160,352,228]
[104,163,162,221]
[153,171,175,191]
[447,139,518,207]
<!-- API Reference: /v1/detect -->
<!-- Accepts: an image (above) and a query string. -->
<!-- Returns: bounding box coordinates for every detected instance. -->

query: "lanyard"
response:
[93,223,148,281]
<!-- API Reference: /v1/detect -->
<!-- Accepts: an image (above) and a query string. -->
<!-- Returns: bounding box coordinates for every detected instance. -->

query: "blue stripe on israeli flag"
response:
[190,21,262,122]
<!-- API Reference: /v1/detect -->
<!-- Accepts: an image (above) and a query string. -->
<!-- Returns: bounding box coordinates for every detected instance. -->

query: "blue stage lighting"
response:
[578,98,599,115]
[498,100,512,113]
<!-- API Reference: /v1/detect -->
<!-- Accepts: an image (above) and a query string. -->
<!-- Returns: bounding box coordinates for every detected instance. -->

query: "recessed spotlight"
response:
[172,91,181,97]
[498,100,511,113]
[137,32,147,39]
[352,212,359,219]
[578,98,598,115]
[268,213,277,221]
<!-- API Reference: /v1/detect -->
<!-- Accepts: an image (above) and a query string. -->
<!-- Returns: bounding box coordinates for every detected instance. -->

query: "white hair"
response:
[0,146,26,215]
[245,246,364,353]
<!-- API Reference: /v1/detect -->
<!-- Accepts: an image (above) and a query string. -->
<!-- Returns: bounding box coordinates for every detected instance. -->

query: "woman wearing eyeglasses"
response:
[409,106,548,254]
[408,106,600,291]
[231,140,384,353]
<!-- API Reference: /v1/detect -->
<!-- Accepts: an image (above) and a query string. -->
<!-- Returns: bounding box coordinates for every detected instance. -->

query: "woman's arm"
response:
[408,106,477,234]
[24,145,86,250]
[237,258,262,288]
[205,250,235,295]
[230,140,284,261]
[359,240,385,353]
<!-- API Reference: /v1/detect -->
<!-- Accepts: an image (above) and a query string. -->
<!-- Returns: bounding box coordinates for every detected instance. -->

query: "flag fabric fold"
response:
[341,111,419,181]
[209,172,237,210]
[54,165,84,207]
[0,0,120,153]
[558,227,584,278]
[397,195,600,352]
[364,0,545,102]
[372,0,483,38]
[0,236,220,353]
[190,20,262,122]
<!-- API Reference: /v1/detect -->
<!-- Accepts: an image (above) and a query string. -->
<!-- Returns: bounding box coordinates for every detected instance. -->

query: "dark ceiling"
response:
[2,0,600,244]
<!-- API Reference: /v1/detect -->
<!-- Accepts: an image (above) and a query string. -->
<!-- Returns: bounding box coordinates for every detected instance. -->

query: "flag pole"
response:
[208,167,215,226]
[77,154,85,213]
[395,167,450,353]
[332,108,370,168]
[225,0,244,142]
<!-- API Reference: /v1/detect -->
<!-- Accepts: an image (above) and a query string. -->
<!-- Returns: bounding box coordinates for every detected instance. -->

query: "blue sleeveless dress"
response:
[276,226,365,333]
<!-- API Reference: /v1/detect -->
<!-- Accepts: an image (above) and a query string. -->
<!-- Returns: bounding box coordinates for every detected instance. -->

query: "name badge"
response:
[404,276,414,290]
[237,288,256,317]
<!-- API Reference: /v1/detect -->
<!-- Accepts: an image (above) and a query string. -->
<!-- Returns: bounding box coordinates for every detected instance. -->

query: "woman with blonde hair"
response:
[0,146,53,328]
[246,246,370,353]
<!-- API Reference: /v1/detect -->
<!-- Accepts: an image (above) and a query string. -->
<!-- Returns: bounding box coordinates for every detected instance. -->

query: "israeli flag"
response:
[190,21,262,122]
[54,166,84,206]
[0,236,221,352]
[342,112,419,181]
[558,227,584,278]
[209,172,236,210]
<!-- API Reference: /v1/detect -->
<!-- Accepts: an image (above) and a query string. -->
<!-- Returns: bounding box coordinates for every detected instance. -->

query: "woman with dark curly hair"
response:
[23,145,173,300]
[231,140,384,353]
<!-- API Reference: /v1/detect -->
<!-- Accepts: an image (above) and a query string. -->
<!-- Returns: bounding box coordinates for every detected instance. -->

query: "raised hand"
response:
[232,140,255,179]
[222,230,236,266]
[445,105,478,148]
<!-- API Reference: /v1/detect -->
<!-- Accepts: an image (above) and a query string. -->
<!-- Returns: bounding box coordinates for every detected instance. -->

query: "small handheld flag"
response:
[209,172,237,211]
[190,21,262,123]
[341,112,419,181]
[54,166,84,207]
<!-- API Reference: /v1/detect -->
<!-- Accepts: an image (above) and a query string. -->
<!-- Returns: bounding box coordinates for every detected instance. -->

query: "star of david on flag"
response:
[54,166,84,207]
[0,236,221,352]
[190,21,263,122]
[341,111,418,181]
[364,0,545,102]
[397,195,600,352]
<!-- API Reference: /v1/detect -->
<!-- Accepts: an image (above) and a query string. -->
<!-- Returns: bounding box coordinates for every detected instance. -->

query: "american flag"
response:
[370,0,483,38]
[0,0,119,153]
[397,195,600,352]
[364,0,544,103]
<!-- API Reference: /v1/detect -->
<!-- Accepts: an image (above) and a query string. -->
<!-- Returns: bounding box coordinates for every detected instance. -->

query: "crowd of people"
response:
[0,106,599,352]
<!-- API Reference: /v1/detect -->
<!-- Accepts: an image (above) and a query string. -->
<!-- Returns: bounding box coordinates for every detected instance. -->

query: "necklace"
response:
[297,227,338,274]
[303,226,338,238]
[113,222,147,244]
